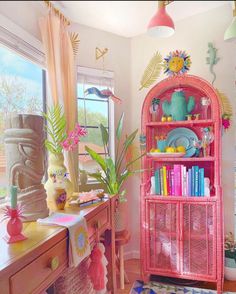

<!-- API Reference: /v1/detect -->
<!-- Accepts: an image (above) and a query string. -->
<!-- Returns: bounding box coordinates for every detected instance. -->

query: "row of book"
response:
[150,165,210,197]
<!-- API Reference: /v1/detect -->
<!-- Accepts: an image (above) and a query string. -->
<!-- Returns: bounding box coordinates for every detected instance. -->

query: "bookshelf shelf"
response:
[146,195,217,202]
[147,156,215,162]
[140,75,222,292]
[146,119,214,127]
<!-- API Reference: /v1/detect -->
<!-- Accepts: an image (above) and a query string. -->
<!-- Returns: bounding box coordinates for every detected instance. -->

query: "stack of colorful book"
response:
[152,165,209,197]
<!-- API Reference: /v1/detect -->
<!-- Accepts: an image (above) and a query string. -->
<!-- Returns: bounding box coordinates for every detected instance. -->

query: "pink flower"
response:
[222,118,230,130]
[61,124,87,151]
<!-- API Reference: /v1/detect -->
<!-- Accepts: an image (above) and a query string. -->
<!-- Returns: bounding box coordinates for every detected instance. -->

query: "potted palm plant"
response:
[85,113,144,231]
[43,104,87,208]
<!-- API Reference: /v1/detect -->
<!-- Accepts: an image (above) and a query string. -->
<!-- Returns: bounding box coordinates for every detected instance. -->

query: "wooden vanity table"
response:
[0,195,117,294]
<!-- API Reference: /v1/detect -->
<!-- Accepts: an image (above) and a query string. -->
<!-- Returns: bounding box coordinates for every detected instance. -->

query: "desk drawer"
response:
[87,204,110,241]
[10,238,67,294]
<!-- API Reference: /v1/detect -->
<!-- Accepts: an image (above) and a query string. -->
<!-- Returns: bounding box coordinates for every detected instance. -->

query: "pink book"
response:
[173,164,181,196]
[166,166,172,196]
[171,169,175,196]
[186,171,189,196]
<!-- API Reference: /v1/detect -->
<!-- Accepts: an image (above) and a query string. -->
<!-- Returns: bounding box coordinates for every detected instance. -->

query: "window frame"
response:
[77,66,115,186]
[0,17,47,205]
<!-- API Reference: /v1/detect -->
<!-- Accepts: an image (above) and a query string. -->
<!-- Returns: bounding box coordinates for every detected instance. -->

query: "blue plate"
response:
[166,127,198,158]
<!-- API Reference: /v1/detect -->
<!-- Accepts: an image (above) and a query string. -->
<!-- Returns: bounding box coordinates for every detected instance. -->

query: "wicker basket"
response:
[114,201,127,232]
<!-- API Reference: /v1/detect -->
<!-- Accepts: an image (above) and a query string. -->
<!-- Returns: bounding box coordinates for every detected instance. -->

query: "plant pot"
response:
[225,266,236,281]
[225,257,236,281]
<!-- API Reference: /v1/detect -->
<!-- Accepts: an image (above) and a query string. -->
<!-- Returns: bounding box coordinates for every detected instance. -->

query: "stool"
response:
[115,229,131,289]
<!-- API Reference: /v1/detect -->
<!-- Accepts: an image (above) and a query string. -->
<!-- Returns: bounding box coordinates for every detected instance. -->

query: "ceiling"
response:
[53,1,232,38]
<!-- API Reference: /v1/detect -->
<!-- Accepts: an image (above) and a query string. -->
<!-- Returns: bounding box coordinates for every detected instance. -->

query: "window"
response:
[77,66,114,183]
[0,44,46,201]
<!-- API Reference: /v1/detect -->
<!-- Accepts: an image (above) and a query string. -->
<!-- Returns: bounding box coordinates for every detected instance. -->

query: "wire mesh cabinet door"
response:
[146,200,179,274]
[181,202,216,279]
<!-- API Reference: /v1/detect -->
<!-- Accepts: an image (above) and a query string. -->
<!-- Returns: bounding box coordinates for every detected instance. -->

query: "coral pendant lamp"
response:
[147,1,175,38]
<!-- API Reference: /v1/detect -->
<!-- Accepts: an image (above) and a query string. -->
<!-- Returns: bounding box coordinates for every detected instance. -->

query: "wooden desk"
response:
[0,196,117,294]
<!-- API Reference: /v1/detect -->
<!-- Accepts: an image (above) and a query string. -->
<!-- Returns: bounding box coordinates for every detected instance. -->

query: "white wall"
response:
[70,22,131,128]
[124,3,236,257]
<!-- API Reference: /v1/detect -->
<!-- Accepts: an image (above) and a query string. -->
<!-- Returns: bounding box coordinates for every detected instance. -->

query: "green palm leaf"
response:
[43,104,66,154]
[85,146,106,172]
[139,51,162,90]
[116,112,124,140]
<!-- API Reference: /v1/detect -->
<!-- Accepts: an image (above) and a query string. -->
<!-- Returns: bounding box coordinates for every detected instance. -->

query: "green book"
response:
[155,168,161,195]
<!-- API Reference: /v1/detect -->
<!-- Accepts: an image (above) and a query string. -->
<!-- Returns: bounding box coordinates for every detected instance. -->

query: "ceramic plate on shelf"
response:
[166,127,198,158]
[147,152,185,158]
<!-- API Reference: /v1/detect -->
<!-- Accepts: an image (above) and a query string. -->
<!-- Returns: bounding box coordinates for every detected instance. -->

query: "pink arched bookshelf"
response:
[140,75,223,292]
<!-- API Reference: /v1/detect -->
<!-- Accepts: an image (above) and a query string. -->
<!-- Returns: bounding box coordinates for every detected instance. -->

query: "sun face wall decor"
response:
[163,50,191,76]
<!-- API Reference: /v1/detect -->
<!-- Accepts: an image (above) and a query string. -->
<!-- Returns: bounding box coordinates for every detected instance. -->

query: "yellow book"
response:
[162,166,167,196]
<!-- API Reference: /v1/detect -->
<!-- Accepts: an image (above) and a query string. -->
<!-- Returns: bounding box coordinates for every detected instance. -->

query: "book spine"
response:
[194,166,199,196]
[160,168,164,195]
[191,166,195,196]
[174,164,181,196]
[162,166,167,196]
[166,166,171,196]
[186,170,189,196]
[151,176,155,194]
[155,169,160,195]
[182,165,187,196]
[171,169,175,196]
[181,165,184,196]
[199,168,205,196]
[188,169,192,196]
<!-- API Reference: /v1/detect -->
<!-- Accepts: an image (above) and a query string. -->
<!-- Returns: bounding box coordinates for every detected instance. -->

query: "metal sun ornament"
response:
[163,50,191,76]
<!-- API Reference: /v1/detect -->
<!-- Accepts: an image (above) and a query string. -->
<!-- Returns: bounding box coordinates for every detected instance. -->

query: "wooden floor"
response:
[117,259,236,293]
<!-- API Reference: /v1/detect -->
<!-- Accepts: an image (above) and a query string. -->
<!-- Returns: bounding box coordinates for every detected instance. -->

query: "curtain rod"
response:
[43,1,71,26]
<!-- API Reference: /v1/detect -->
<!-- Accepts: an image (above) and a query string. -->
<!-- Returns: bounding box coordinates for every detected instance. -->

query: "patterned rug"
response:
[130,280,235,294]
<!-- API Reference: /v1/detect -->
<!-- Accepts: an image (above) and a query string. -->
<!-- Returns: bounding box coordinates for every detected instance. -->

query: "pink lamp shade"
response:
[147,6,175,38]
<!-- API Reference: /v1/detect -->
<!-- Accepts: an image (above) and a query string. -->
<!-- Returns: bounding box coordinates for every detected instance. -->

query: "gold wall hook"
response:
[96,47,108,60]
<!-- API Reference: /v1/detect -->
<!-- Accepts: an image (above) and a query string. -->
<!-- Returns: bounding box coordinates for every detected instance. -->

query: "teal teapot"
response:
[162,89,195,121]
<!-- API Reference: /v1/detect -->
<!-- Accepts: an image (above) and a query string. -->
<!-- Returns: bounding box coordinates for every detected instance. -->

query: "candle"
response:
[10,186,18,209]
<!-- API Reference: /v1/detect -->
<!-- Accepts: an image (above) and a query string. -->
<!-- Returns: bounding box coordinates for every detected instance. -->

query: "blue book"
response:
[194,166,199,196]
[155,169,161,195]
[198,168,201,196]
[191,166,195,196]
[188,169,192,196]
[199,168,205,196]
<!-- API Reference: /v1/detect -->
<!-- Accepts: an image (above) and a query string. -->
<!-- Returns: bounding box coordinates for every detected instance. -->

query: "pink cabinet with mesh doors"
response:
[140,75,223,293]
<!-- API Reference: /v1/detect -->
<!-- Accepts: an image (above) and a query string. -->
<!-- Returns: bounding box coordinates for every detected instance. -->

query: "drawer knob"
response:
[49,256,59,271]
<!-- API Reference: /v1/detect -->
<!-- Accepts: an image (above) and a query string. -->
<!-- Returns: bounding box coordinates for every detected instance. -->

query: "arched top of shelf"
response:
[141,74,221,126]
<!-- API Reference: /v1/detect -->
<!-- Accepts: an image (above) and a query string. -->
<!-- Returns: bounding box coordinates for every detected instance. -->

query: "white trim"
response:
[78,65,114,80]
[77,66,115,177]
[0,13,45,67]
[109,100,115,161]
